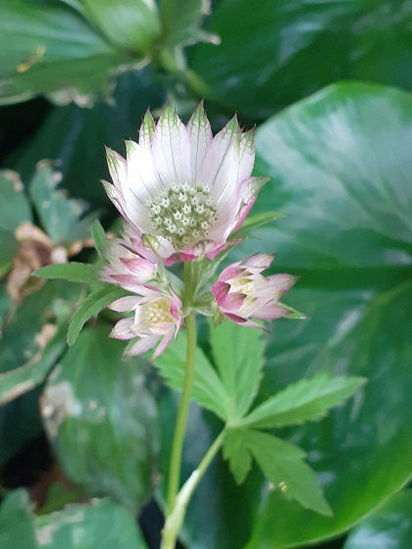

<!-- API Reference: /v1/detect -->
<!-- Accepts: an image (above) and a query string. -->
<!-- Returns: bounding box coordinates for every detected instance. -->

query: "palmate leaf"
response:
[154,321,264,423]
[210,320,264,421]
[154,333,228,420]
[223,428,331,516]
[0,489,36,549]
[67,285,127,346]
[242,373,366,429]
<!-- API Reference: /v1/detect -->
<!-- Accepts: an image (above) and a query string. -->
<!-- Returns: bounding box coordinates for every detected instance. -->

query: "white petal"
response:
[126,335,159,356]
[199,116,240,195]
[151,104,191,186]
[187,101,213,183]
[139,109,156,151]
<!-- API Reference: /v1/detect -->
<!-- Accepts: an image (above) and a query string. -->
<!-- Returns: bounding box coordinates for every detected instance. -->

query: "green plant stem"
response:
[166,264,197,514]
[162,430,225,549]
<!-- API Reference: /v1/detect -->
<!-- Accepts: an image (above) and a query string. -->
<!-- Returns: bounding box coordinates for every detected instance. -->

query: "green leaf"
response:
[9,70,166,210]
[0,324,67,405]
[0,0,123,105]
[0,281,81,465]
[165,83,412,549]
[91,219,107,258]
[0,170,32,270]
[33,499,148,548]
[160,0,209,47]
[230,210,284,240]
[210,320,264,421]
[242,429,332,516]
[67,285,127,346]
[242,373,366,429]
[41,326,159,514]
[154,332,228,420]
[0,489,36,549]
[344,489,412,549]
[78,0,160,54]
[34,262,98,284]
[223,428,252,485]
[29,162,95,244]
[190,0,412,119]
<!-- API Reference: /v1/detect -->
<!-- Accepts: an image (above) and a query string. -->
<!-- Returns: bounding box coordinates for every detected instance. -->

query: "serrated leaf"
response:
[154,332,228,420]
[29,162,95,244]
[67,285,127,346]
[223,429,252,484]
[242,373,366,429]
[91,219,107,258]
[34,262,98,284]
[231,210,284,240]
[242,429,332,516]
[209,320,264,421]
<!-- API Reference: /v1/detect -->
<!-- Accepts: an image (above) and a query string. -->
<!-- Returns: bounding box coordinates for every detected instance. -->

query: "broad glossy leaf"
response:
[161,0,208,47]
[0,324,66,405]
[168,83,412,548]
[242,373,365,429]
[41,326,159,513]
[0,489,36,549]
[33,499,148,548]
[190,0,412,119]
[154,332,227,420]
[0,281,81,464]
[77,0,160,53]
[210,321,264,421]
[10,70,166,209]
[0,170,32,269]
[344,489,412,549]
[0,0,122,104]
[29,162,95,244]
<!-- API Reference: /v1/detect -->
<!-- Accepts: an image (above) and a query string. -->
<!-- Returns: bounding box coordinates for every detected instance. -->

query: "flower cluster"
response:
[100,103,298,357]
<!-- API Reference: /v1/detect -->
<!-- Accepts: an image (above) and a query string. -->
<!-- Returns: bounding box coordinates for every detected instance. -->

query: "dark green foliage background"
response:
[0,1,410,548]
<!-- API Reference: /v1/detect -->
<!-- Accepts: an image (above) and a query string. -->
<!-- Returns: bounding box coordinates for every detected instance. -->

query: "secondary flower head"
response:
[103,102,266,264]
[109,285,182,358]
[100,232,157,292]
[212,254,298,328]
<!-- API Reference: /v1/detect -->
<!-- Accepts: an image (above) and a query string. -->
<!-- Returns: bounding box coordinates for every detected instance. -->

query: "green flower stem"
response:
[166,263,198,514]
[162,430,225,549]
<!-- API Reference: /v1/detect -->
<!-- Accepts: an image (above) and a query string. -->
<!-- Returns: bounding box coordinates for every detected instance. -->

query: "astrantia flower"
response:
[212,254,298,328]
[100,233,157,292]
[103,102,267,265]
[109,285,182,358]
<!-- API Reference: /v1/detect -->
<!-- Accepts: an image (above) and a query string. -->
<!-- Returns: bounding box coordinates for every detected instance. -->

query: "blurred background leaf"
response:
[156,82,412,548]
[41,326,159,514]
[189,0,412,120]
[343,489,412,549]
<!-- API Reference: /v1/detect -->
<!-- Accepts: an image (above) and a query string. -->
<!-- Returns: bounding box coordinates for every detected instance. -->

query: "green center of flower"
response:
[143,298,173,329]
[148,184,217,250]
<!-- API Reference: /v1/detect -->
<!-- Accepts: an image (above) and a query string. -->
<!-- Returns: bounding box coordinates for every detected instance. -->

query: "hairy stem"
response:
[162,430,225,549]
[166,263,197,515]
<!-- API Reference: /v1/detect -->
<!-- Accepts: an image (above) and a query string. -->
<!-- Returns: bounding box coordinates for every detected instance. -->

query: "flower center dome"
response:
[148,184,217,250]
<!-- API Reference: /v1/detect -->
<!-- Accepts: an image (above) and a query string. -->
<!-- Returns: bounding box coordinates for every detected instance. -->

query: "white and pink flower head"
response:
[100,232,157,292]
[212,254,299,328]
[108,285,183,358]
[102,102,267,265]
